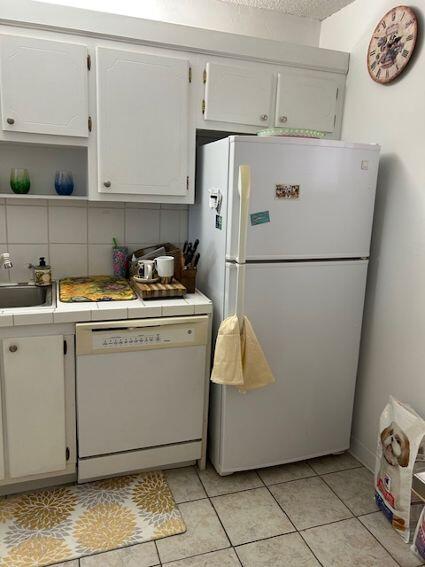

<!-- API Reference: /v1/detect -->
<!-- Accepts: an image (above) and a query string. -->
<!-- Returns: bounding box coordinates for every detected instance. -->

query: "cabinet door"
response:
[275,68,339,133]
[0,35,88,137]
[2,335,66,478]
[204,62,273,127]
[97,47,189,196]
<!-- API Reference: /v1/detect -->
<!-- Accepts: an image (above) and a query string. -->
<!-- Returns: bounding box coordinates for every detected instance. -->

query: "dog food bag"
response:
[411,506,425,559]
[375,396,425,542]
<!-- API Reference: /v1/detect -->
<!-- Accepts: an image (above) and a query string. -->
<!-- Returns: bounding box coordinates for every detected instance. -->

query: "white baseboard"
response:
[350,436,376,472]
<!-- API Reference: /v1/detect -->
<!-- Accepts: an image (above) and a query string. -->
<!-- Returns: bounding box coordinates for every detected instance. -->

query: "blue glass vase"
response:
[55,170,74,196]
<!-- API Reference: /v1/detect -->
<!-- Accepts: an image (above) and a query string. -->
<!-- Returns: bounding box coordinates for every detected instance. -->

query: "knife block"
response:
[180,258,197,293]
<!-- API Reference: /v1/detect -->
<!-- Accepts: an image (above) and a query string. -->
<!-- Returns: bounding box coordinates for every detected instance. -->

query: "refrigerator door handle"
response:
[237,165,251,264]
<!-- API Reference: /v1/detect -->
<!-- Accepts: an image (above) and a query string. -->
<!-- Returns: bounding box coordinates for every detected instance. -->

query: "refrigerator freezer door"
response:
[226,137,379,261]
[211,260,368,474]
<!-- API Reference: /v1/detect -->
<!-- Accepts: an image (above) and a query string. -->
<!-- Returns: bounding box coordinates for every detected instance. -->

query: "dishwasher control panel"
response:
[92,326,196,350]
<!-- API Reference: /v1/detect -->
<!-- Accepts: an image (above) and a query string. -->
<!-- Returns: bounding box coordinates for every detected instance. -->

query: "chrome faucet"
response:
[0,253,13,269]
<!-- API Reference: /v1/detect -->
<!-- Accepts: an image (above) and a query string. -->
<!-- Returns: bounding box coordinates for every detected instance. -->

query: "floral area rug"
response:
[0,471,186,567]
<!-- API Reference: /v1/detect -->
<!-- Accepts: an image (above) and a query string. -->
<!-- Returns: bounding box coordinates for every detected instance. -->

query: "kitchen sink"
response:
[0,283,53,309]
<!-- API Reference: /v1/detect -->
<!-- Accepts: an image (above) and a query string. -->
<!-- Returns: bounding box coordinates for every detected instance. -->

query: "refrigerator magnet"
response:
[250,211,270,226]
[276,184,300,199]
[215,215,223,230]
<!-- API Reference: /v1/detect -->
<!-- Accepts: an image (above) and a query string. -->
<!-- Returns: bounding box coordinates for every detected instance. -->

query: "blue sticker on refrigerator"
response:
[250,211,270,226]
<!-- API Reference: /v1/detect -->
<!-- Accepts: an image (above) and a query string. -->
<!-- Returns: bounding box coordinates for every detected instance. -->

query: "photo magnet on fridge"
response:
[276,184,300,199]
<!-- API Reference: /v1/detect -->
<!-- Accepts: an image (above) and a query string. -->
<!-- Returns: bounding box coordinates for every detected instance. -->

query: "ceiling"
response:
[217,0,355,20]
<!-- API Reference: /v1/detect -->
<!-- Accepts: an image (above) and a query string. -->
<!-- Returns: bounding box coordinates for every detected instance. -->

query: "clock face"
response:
[367,6,418,84]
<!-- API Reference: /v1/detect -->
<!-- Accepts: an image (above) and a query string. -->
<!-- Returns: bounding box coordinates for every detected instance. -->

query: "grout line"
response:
[262,480,325,566]
[357,516,404,567]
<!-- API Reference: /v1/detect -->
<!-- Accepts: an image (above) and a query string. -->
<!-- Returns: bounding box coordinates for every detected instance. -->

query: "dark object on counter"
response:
[131,243,183,281]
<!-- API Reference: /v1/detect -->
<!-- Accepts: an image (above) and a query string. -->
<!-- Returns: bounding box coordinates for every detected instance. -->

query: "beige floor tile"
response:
[269,476,352,530]
[308,452,361,475]
[52,562,79,567]
[236,532,320,566]
[322,467,378,515]
[163,548,240,566]
[198,464,263,497]
[165,467,206,503]
[156,499,229,563]
[302,517,398,566]
[212,487,294,545]
[360,512,424,567]
[80,542,159,567]
[258,462,316,486]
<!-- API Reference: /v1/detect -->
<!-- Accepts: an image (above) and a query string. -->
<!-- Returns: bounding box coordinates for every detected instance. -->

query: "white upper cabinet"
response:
[97,47,190,197]
[203,62,273,127]
[0,35,89,137]
[275,68,339,133]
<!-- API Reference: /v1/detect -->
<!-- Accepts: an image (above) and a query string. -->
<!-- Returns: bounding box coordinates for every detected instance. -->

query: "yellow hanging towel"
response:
[211,315,275,393]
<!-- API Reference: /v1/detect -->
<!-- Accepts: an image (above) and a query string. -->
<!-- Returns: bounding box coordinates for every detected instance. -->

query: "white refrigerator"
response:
[189,135,380,475]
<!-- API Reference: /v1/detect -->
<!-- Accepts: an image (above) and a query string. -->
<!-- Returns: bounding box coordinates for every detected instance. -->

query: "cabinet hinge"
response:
[87,54,91,71]
[202,99,205,114]
[66,447,70,461]
[186,176,189,191]
[203,69,207,84]
[88,115,92,132]
[188,67,192,83]
[63,339,67,356]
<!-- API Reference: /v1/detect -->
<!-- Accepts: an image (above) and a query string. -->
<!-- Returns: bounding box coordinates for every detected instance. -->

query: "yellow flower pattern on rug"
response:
[13,489,77,531]
[0,471,185,567]
[73,503,137,553]
[2,536,71,567]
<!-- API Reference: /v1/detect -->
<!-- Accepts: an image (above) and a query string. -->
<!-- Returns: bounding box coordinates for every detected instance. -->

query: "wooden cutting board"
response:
[59,276,137,302]
[132,278,186,299]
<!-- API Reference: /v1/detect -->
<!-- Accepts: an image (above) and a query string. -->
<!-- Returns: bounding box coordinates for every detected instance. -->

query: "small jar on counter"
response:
[33,257,52,286]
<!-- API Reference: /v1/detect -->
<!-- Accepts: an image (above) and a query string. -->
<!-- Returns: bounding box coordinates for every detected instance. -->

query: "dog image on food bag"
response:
[377,422,410,530]
[375,397,425,542]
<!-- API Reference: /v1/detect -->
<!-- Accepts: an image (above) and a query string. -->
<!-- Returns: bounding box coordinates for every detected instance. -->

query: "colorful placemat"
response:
[59,276,137,302]
[0,471,186,566]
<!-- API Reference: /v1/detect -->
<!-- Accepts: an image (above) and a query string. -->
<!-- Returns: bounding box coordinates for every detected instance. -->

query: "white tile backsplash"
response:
[160,209,181,243]
[50,244,88,279]
[0,206,6,242]
[88,244,113,275]
[6,205,48,243]
[0,243,10,283]
[8,244,49,283]
[125,208,161,244]
[88,208,124,244]
[2,201,188,280]
[49,206,88,244]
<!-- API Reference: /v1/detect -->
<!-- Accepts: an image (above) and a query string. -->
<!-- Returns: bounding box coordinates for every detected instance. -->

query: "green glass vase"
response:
[10,168,30,194]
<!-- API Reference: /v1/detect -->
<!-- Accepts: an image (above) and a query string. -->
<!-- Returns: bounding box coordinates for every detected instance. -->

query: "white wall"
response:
[37,0,321,46]
[321,0,425,469]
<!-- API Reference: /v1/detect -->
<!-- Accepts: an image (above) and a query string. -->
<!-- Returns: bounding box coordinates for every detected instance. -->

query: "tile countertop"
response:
[0,287,212,327]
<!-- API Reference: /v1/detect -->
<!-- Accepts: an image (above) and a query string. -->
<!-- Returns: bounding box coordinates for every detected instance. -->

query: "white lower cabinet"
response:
[0,334,75,481]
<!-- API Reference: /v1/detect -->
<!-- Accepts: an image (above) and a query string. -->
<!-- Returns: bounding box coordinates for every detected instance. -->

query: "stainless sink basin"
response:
[0,283,53,309]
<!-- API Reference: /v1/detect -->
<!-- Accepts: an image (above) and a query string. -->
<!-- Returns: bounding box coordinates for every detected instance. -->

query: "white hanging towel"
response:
[211,315,275,393]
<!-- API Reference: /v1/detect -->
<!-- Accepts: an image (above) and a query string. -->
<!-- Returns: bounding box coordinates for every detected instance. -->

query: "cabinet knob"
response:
[9,345,17,353]
[279,115,288,123]
[6,117,15,125]
[103,181,111,188]
[260,114,268,121]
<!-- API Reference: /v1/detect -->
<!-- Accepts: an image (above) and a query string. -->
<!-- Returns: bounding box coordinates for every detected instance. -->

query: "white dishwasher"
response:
[76,316,209,481]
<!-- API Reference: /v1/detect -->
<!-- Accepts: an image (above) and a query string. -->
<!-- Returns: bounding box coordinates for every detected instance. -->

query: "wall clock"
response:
[367,6,418,84]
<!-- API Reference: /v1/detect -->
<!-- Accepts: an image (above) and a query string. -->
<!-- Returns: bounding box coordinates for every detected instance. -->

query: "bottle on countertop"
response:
[33,257,52,286]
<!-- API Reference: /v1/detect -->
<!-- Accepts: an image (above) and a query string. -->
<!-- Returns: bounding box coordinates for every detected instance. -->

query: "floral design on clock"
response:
[367,6,418,84]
